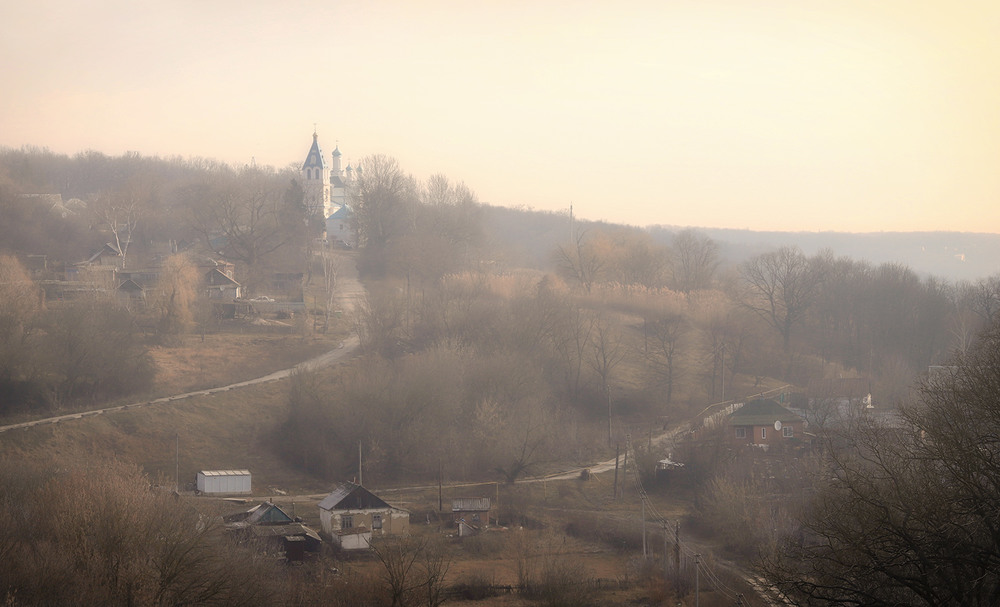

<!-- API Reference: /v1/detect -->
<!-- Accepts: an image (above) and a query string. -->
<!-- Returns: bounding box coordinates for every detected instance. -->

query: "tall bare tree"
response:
[554,229,604,293]
[669,229,718,293]
[93,186,143,269]
[736,246,825,353]
[186,166,303,294]
[589,313,626,444]
[644,311,688,404]
[351,154,417,277]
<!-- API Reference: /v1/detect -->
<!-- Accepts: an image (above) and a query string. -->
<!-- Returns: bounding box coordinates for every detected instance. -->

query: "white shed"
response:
[197,470,251,495]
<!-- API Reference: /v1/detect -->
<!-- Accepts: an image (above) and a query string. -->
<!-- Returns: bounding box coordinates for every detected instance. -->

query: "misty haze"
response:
[3,2,1000,606]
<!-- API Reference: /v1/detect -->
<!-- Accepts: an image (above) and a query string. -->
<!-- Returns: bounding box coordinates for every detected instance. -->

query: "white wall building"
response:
[301,131,356,219]
[197,470,252,495]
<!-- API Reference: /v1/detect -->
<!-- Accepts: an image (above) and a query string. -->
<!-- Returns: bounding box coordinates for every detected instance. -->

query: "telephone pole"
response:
[695,553,701,607]
[662,521,669,578]
[641,497,647,558]
[674,522,681,591]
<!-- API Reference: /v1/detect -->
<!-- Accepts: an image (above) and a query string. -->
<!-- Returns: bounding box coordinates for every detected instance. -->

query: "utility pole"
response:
[613,445,620,499]
[641,496,647,558]
[662,521,669,578]
[621,435,630,499]
[720,342,726,401]
[175,433,179,493]
[607,386,613,446]
[358,441,363,486]
[695,553,701,607]
[674,522,681,591]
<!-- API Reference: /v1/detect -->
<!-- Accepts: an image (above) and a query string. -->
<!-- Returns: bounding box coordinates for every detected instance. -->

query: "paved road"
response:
[0,252,365,435]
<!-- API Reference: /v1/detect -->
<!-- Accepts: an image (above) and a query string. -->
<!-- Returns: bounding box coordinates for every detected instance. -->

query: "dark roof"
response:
[327,204,351,220]
[302,134,326,170]
[205,268,240,286]
[224,501,293,525]
[452,497,491,512]
[117,279,144,292]
[82,243,121,264]
[318,482,392,511]
[730,399,804,426]
[246,502,294,525]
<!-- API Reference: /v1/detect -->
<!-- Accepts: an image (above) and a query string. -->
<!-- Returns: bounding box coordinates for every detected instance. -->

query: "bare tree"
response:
[0,459,279,606]
[669,229,718,293]
[644,312,688,404]
[320,248,342,333]
[762,320,1000,606]
[554,229,604,293]
[736,246,825,353]
[93,187,142,269]
[969,273,1000,325]
[186,166,302,294]
[369,535,451,607]
[351,154,418,277]
[589,314,626,445]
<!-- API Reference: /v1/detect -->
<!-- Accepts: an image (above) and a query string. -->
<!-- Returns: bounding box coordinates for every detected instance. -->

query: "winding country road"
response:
[0,251,366,435]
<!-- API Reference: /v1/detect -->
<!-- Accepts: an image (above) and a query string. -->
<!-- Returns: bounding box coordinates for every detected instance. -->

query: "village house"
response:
[729,399,807,447]
[317,482,409,550]
[204,267,242,299]
[224,502,322,560]
[451,497,491,536]
[325,203,354,249]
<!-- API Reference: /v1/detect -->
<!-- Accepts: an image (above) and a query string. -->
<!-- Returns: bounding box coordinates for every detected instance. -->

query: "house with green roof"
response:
[729,398,806,446]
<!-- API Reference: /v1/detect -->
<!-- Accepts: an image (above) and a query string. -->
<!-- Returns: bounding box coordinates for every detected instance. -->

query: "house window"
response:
[341,515,353,530]
[372,514,382,530]
[761,427,767,440]
[735,427,746,439]
[783,426,793,438]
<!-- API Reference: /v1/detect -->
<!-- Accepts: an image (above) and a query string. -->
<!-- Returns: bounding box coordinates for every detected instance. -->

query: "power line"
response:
[624,436,743,603]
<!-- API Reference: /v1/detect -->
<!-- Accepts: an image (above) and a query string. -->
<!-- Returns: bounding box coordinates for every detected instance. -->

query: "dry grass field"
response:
[146,329,344,396]
[0,300,769,605]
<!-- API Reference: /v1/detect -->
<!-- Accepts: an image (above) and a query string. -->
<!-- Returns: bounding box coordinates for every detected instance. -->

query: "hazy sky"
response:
[3,0,998,233]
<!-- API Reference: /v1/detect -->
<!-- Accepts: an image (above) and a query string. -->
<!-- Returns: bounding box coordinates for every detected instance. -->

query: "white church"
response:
[301,131,356,247]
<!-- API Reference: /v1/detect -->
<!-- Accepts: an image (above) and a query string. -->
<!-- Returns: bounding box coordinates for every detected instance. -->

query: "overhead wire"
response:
[624,435,742,603]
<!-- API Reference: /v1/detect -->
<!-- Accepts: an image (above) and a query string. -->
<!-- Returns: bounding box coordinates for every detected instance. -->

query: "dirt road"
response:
[0,252,365,435]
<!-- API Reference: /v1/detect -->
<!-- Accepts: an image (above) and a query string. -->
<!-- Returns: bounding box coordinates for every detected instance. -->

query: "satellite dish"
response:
[774,420,782,431]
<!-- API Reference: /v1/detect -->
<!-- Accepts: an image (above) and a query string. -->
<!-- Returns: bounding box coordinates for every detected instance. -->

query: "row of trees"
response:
[0,256,155,414]
[558,227,1000,400]
[349,154,483,285]
[0,460,279,606]
[554,227,719,294]
[0,459,456,607]
[0,146,311,297]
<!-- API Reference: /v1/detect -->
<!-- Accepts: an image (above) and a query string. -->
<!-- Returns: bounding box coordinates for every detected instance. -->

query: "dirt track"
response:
[0,252,366,435]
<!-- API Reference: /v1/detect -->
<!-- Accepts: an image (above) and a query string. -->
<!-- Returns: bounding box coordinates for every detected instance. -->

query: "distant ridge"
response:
[649,227,1000,282]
